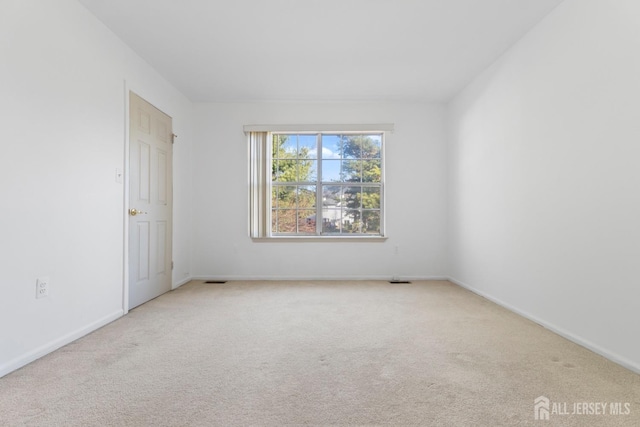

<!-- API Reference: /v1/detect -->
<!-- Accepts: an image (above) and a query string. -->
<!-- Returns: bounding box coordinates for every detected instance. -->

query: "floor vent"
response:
[389,280,411,284]
[204,280,227,284]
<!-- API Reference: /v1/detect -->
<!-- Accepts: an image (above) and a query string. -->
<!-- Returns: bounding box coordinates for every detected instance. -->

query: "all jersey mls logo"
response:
[534,396,631,420]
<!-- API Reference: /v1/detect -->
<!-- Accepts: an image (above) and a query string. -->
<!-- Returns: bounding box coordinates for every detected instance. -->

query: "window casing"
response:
[249,126,390,239]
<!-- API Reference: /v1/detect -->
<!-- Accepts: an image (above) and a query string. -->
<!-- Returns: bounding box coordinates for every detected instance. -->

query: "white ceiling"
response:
[79,0,564,103]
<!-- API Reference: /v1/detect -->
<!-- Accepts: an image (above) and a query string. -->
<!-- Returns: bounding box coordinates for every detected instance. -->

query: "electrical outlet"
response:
[36,277,49,299]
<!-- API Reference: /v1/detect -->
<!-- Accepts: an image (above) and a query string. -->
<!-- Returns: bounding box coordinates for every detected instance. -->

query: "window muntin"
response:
[269,132,384,237]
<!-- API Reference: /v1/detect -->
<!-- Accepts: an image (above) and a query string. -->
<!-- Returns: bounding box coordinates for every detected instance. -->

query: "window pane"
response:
[341,209,358,233]
[273,158,297,182]
[343,186,361,211]
[322,159,342,182]
[298,135,317,159]
[271,187,278,209]
[342,159,361,182]
[274,135,297,158]
[343,186,362,233]
[276,210,297,233]
[322,185,342,206]
[342,135,360,159]
[322,208,342,233]
[362,210,381,234]
[298,159,317,182]
[298,210,316,234]
[322,185,341,233]
[362,160,381,183]
[298,185,316,209]
[321,135,342,159]
[362,187,381,209]
[362,135,382,159]
[276,185,297,207]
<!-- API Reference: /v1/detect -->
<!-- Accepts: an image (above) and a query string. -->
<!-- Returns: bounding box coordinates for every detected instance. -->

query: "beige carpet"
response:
[1,280,638,426]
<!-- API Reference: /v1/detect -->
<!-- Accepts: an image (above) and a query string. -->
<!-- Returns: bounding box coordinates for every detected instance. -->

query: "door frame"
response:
[122,83,174,313]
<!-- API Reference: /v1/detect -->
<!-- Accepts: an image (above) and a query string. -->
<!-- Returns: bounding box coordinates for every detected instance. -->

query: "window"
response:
[248,125,391,239]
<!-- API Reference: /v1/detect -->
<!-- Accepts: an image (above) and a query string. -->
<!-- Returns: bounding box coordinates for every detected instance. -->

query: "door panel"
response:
[129,92,173,309]
[138,142,151,202]
[136,221,150,281]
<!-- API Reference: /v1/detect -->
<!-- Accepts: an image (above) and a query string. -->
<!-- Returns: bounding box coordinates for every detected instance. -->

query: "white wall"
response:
[0,0,193,377]
[192,102,448,280]
[448,0,640,372]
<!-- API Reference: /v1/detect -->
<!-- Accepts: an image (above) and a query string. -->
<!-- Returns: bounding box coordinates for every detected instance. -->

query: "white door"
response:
[128,92,173,309]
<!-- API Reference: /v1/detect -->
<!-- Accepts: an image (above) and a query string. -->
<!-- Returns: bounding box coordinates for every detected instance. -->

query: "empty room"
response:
[1,0,639,425]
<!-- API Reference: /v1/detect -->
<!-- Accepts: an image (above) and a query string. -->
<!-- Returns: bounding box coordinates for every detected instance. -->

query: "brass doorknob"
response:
[129,208,146,216]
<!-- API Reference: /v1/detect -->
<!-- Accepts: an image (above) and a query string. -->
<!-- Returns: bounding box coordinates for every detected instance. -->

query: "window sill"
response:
[251,236,388,242]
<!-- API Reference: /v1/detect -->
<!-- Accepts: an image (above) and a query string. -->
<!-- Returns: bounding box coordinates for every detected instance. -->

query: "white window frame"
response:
[247,124,393,240]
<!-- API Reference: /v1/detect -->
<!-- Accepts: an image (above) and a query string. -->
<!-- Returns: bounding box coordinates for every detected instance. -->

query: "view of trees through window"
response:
[271,133,383,235]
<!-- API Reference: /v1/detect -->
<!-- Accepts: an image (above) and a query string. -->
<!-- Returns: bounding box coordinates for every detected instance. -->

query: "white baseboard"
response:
[0,309,124,378]
[173,276,193,289]
[448,277,640,375]
[192,275,449,282]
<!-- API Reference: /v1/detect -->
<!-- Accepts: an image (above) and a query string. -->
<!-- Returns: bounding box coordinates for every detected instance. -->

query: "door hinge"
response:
[171,133,177,144]
[171,261,174,270]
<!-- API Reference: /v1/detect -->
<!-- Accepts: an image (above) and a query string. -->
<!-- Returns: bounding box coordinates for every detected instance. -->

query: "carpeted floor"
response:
[0,280,638,426]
